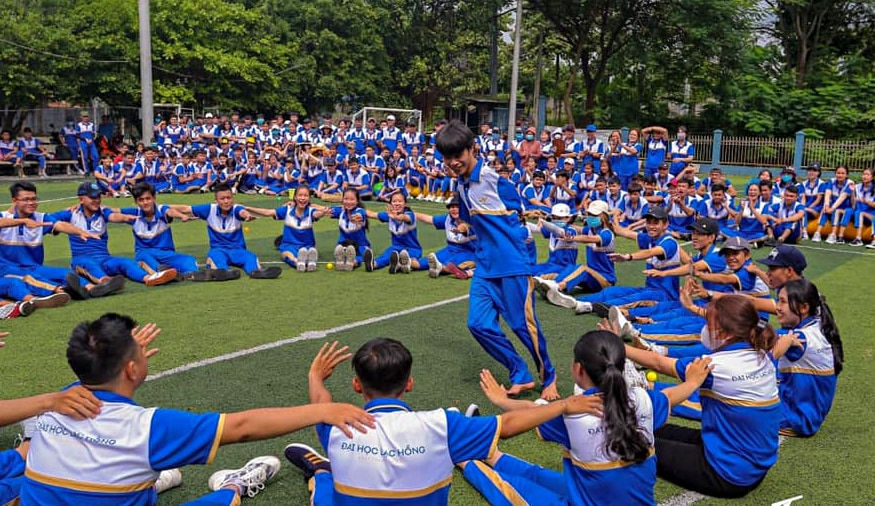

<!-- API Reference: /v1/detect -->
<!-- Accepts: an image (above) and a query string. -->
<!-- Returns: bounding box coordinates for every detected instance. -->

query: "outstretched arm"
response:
[244,206,279,219]
[0,386,102,427]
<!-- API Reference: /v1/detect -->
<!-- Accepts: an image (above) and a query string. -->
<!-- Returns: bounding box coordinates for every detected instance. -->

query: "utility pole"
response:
[138,0,154,143]
[507,0,523,135]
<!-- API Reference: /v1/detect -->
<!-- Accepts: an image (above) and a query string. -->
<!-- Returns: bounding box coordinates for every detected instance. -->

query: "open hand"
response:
[132,323,161,360]
[684,356,714,386]
[310,341,352,382]
[53,385,102,420]
[323,402,376,438]
[478,369,508,405]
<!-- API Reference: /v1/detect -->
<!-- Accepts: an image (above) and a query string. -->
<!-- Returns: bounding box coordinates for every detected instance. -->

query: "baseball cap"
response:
[758,244,807,273]
[323,157,336,166]
[805,162,822,172]
[585,124,597,132]
[643,206,668,220]
[425,148,434,155]
[77,181,102,199]
[719,236,751,254]
[563,158,575,166]
[445,195,460,208]
[687,217,720,235]
[587,200,610,216]
[658,162,670,170]
[386,114,396,121]
[551,203,572,218]
[205,112,213,118]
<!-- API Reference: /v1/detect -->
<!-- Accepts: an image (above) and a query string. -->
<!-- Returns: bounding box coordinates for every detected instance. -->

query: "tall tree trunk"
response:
[583,77,596,125]
[532,33,544,129]
[562,69,576,126]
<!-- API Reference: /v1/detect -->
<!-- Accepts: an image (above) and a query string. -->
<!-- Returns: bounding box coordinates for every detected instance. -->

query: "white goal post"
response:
[352,107,423,134]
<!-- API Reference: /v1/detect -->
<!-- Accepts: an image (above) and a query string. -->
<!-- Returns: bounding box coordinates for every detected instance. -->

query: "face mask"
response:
[677,133,686,141]
[586,216,602,228]
[492,134,500,141]
[781,174,792,182]
[515,133,523,141]
[257,119,265,125]
[425,155,433,162]
[525,134,534,141]
[700,326,720,351]
[487,155,496,162]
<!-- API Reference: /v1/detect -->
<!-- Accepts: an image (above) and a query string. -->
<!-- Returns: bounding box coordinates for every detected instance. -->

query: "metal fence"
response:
[802,138,875,170]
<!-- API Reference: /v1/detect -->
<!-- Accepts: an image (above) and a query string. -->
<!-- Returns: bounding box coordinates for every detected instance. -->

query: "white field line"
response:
[146,294,469,382]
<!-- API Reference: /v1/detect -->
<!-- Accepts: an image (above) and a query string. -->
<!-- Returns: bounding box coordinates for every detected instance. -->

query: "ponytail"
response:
[819,295,844,375]
[749,318,777,353]
[574,331,650,464]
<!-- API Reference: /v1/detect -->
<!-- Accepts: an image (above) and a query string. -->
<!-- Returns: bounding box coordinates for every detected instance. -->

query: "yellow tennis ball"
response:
[646,370,658,382]
[243,226,251,233]
[326,262,335,270]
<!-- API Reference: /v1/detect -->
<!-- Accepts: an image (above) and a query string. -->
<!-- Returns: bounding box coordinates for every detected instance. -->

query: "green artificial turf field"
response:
[0,178,871,505]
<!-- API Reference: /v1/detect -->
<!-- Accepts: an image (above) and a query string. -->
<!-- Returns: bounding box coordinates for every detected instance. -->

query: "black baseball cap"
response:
[446,195,460,208]
[758,245,807,273]
[77,181,102,198]
[719,236,751,254]
[643,206,668,220]
[805,162,822,172]
[687,217,720,235]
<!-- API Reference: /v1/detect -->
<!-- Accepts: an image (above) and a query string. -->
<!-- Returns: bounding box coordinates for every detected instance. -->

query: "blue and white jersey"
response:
[315,398,499,506]
[320,170,346,190]
[586,189,609,204]
[483,139,508,162]
[619,196,648,223]
[737,200,768,238]
[401,131,426,155]
[537,386,668,506]
[769,201,805,229]
[732,259,771,298]
[75,121,96,142]
[615,142,642,177]
[573,172,598,192]
[700,177,733,195]
[606,190,627,213]
[669,140,695,173]
[432,214,476,253]
[777,317,836,437]
[638,232,681,297]
[580,138,605,172]
[190,161,213,178]
[645,136,668,172]
[799,178,825,206]
[825,178,855,209]
[521,183,550,204]
[698,199,733,229]
[363,128,382,150]
[667,196,698,230]
[654,173,673,192]
[120,205,176,251]
[0,139,18,156]
[378,210,422,251]
[693,244,731,293]
[381,126,402,153]
[60,126,79,147]
[163,125,185,144]
[583,226,616,284]
[346,128,367,154]
[856,182,875,212]
[190,203,247,249]
[0,210,55,268]
[358,155,386,173]
[345,168,371,188]
[171,163,191,187]
[540,224,578,267]
[21,389,223,506]
[675,343,780,486]
[329,206,370,248]
[551,184,576,208]
[276,205,318,248]
[18,137,41,154]
[52,206,114,257]
[457,160,530,277]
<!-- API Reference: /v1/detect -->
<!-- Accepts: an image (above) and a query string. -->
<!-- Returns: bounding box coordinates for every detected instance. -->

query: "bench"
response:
[0,136,83,177]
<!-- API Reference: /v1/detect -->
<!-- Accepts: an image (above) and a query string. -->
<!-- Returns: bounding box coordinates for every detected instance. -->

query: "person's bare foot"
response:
[540,382,560,401]
[506,382,535,396]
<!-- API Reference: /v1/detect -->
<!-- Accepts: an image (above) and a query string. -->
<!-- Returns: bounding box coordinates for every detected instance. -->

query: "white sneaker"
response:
[416,193,425,200]
[427,252,443,278]
[867,242,875,249]
[574,301,593,314]
[435,196,445,203]
[464,404,481,417]
[811,232,822,242]
[546,288,578,310]
[208,456,281,499]
[307,247,318,271]
[296,247,308,272]
[344,245,357,270]
[825,234,836,244]
[801,230,809,241]
[155,468,182,494]
[231,187,237,194]
[609,306,640,341]
[533,276,558,298]
[333,244,346,271]
[398,250,411,273]
[19,292,71,316]
[425,195,435,202]
[624,359,649,389]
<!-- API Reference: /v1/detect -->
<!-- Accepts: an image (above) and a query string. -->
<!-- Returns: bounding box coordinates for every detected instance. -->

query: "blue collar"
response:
[464,158,483,184]
[364,398,411,414]
[581,386,601,396]
[794,316,819,330]
[718,341,753,353]
[91,389,138,406]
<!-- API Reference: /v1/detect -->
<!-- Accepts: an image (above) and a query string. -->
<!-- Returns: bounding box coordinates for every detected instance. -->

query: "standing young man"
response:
[436,120,559,400]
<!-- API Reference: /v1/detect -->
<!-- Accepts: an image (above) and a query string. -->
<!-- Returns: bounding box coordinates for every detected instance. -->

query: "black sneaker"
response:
[764,236,778,247]
[273,235,283,250]
[388,251,399,274]
[250,266,282,279]
[212,269,241,281]
[592,302,611,319]
[88,276,125,298]
[19,293,71,316]
[64,273,89,300]
[284,443,331,482]
[363,248,375,272]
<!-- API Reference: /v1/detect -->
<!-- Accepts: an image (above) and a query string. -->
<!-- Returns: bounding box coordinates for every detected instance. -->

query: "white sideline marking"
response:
[657,436,787,506]
[146,294,469,382]
[792,243,875,256]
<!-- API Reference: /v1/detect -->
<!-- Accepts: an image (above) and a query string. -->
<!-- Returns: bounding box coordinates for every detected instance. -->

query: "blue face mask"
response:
[586,216,602,228]
[492,134,500,140]
[781,174,793,182]
[525,134,534,141]
[515,133,523,141]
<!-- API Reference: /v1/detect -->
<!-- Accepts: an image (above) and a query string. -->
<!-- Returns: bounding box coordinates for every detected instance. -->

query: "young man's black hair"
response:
[131,182,156,199]
[213,183,232,194]
[10,181,37,198]
[434,119,475,159]
[67,313,138,385]
[352,338,412,397]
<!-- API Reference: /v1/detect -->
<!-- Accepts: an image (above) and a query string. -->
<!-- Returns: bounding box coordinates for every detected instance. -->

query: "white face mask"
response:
[425,155,433,162]
[487,155,496,162]
[677,133,686,141]
[700,325,719,351]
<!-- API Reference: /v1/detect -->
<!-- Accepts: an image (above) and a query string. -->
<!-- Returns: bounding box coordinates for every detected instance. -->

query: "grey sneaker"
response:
[306,247,318,271]
[208,456,281,498]
[296,247,308,272]
[19,293,70,316]
[427,252,442,278]
[398,250,411,273]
